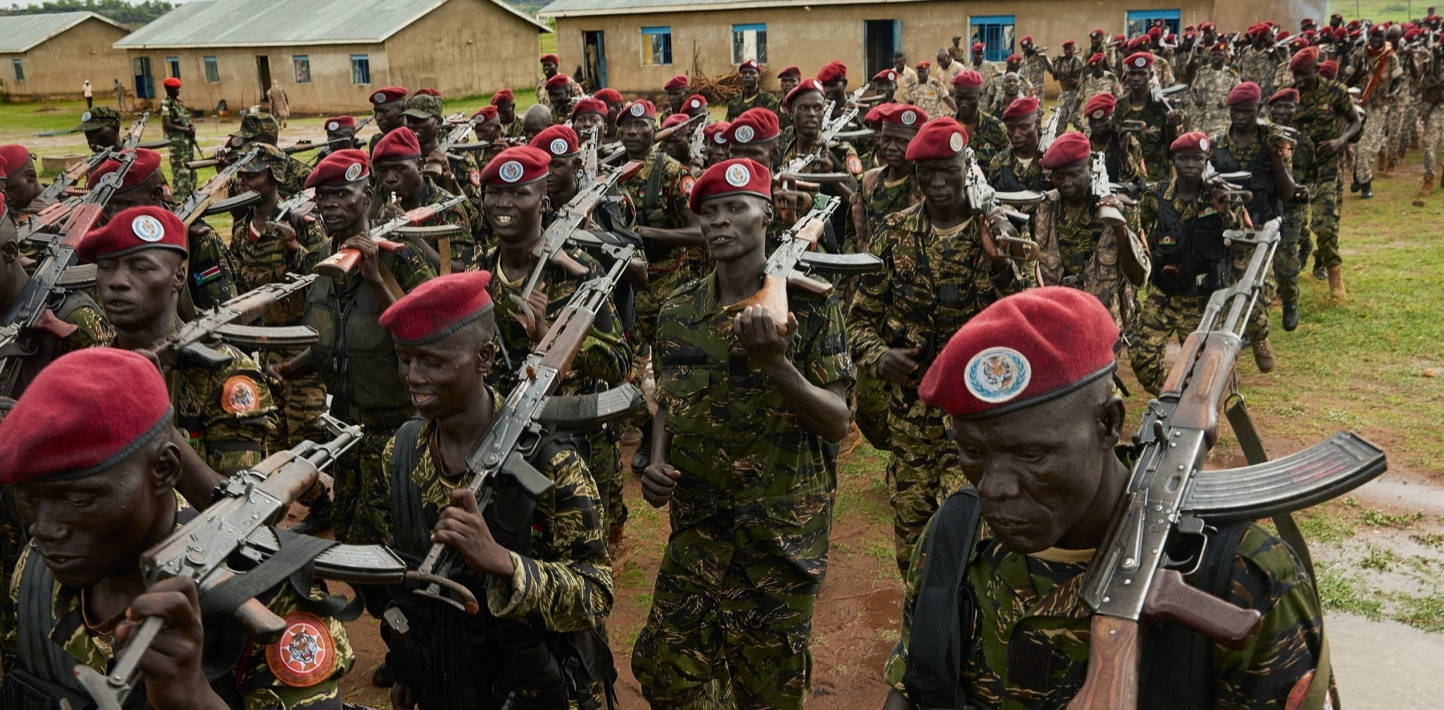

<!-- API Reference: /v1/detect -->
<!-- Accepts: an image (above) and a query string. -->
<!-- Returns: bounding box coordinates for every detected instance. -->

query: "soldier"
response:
[702,121,731,167]
[0,348,353,710]
[77,105,124,154]
[654,113,691,169]
[537,52,584,110]
[777,66,802,101]
[780,78,864,251]
[371,127,479,274]
[663,74,691,116]
[1238,26,1279,90]
[1416,42,1444,205]
[727,59,782,121]
[1267,87,1315,331]
[492,88,524,141]
[907,61,955,120]
[727,106,783,169]
[1348,25,1401,199]
[272,150,437,545]
[848,118,1030,573]
[990,72,1025,120]
[319,115,360,159]
[870,69,900,105]
[592,88,626,142]
[891,52,919,97]
[1079,53,1122,112]
[952,70,1007,164]
[987,96,1052,193]
[1191,42,1241,137]
[569,97,610,144]
[934,48,965,87]
[1114,52,1185,179]
[521,105,553,144]
[1083,93,1146,184]
[0,145,47,218]
[369,86,410,154]
[1290,46,1360,301]
[79,206,276,472]
[632,158,853,709]
[1051,41,1087,130]
[544,74,579,124]
[158,77,196,203]
[882,286,1335,710]
[1018,36,1048,96]
[229,112,311,196]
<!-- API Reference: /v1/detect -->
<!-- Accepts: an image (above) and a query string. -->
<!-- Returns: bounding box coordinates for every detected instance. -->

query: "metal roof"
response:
[540,0,924,17]
[115,0,548,50]
[0,12,128,54]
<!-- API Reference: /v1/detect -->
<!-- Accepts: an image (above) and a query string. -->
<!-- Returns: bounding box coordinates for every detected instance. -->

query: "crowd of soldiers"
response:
[0,8,1426,710]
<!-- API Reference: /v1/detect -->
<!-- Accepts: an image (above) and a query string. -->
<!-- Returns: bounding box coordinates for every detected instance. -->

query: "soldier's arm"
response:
[845,224,896,377]
[63,300,115,349]
[187,223,237,310]
[200,357,277,474]
[736,293,852,442]
[235,582,355,709]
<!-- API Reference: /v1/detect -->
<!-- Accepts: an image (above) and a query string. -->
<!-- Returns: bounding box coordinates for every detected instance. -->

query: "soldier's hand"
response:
[641,462,681,507]
[735,305,794,371]
[390,682,417,710]
[879,347,922,385]
[1317,137,1346,157]
[1165,109,1184,126]
[433,489,514,578]
[377,200,407,223]
[341,233,384,287]
[272,221,300,251]
[117,577,227,710]
[509,284,551,343]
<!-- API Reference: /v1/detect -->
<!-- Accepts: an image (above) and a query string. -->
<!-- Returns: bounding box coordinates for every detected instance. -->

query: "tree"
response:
[1,0,176,27]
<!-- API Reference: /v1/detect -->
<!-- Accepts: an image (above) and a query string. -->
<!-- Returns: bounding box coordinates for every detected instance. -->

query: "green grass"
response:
[1329,0,1431,22]
[1317,564,1386,620]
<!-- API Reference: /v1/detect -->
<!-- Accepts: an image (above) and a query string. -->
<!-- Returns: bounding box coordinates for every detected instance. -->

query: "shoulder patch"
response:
[679,174,696,196]
[265,612,336,687]
[220,375,262,414]
[846,154,864,175]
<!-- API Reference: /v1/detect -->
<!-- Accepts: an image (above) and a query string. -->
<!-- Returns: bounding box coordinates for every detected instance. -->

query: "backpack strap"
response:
[900,486,982,709]
[389,418,431,556]
[16,551,83,696]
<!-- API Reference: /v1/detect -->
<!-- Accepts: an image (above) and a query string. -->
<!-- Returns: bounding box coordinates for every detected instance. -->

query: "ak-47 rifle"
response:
[150,273,320,368]
[314,195,467,278]
[175,145,263,226]
[1066,217,1387,710]
[273,187,317,223]
[71,416,424,710]
[519,159,644,299]
[187,137,323,171]
[436,112,487,159]
[746,195,882,334]
[407,249,638,613]
[1039,108,1063,154]
[600,112,705,164]
[121,111,149,150]
[577,126,602,187]
[34,148,114,206]
[962,148,1044,280]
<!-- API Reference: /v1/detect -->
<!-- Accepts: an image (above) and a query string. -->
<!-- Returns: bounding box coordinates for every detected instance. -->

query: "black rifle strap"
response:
[17,551,83,695]
[642,149,666,216]
[390,418,431,555]
[900,486,981,709]
[198,528,336,619]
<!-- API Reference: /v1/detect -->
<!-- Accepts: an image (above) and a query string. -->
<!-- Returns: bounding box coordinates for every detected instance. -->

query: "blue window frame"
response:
[351,55,371,84]
[166,56,180,79]
[731,23,767,64]
[203,56,219,83]
[642,26,672,66]
[11,59,23,81]
[969,15,1015,62]
[292,54,311,83]
[1126,9,1181,38]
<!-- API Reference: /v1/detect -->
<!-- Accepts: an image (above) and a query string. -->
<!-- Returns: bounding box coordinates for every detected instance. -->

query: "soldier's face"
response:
[375,159,424,200]
[666,88,686,110]
[406,115,440,145]
[1173,151,1208,181]
[1292,62,1318,89]
[374,102,405,133]
[1049,159,1090,201]
[1123,69,1150,93]
[546,155,579,198]
[1210,49,1227,67]
[951,380,1125,554]
[823,80,847,104]
[542,60,558,76]
[396,328,495,420]
[572,112,605,137]
[3,159,40,211]
[238,169,276,196]
[101,181,165,224]
[85,126,120,153]
[95,249,184,332]
[476,118,502,143]
[1005,116,1039,152]
[779,76,799,95]
[954,87,981,118]
[875,127,912,169]
[697,194,771,263]
[315,182,370,234]
[1088,113,1112,136]
[728,140,775,165]
[1269,101,1298,125]
[917,67,930,83]
[874,80,896,97]
[663,133,690,163]
[705,142,729,167]
[496,99,516,121]
[1229,102,1258,130]
[1002,76,1020,95]
[618,117,656,157]
[790,92,825,137]
[740,67,759,91]
[482,180,545,242]
[548,87,570,107]
[916,156,966,210]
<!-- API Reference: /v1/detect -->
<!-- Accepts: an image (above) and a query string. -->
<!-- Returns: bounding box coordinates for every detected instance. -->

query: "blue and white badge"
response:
[326,120,340,132]
[549,137,570,155]
[629,103,646,117]
[734,124,755,144]
[499,160,524,183]
[724,163,751,187]
[964,346,1032,403]
[949,131,965,153]
[81,111,93,122]
[901,109,917,126]
[131,215,165,242]
[344,163,363,182]
[689,99,701,110]
[713,132,727,145]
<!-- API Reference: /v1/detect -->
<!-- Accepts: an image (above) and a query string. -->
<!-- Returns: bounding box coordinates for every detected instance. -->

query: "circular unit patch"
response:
[949,132,965,153]
[964,346,1032,404]
[549,137,570,155]
[221,375,261,414]
[498,160,525,183]
[629,103,646,117]
[266,612,336,688]
[344,163,363,182]
[734,125,755,143]
[326,121,339,131]
[131,215,165,242]
[724,163,751,187]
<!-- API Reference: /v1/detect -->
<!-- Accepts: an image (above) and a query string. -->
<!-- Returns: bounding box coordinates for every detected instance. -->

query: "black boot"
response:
[290,492,334,535]
[1312,264,1327,281]
[1350,179,1361,193]
[1283,301,1299,331]
[1360,181,1374,199]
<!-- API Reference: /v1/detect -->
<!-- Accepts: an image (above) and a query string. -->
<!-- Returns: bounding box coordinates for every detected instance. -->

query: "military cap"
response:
[412,88,441,98]
[783,77,825,109]
[1289,46,1320,70]
[904,117,968,161]
[87,148,161,191]
[1200,22,1217,30]
[1001,96,1041,121]
[1368,23,1385,36]
[480,146,549,186]
[863,104,887,129]
[402,94,442,120]
[1127,36,1151,51]
[1020,35,1035,47]
[235,112,279,140]
[817,60,847,84]
[703,121,730,146]
[727,107,780,144]
[593,88,624,105]
[1090,28,1106,38]
[688,158,770,213]
[76,106,120,131]
[952,69,984,88]
[1062,40,1076,48]
[371,86,408,106]
[544,73,573,90]
[325,116,356,132]
[0,348,175,484]
[1276,30,1291,41]
[660,113,692,130]
[0,193,6,221]
[620,99,657,122]
[739,59,759,72]
[373,127,423,162]
[1005,53,1023,64]
[1268,87,1299,105]
[1086,52,1106,66]
[663,74,689,91]
[919,287,1117,419]
[306,149,370,188]
[531,125,579,157]
[1319,59,1339,78]
[777,65,801,79]
[972,42,986,53]
[1111,33,1126,43]
[915,60,931,70]
[540,53,560,64]
[1147,25,1163,38]
[1212,41,1231,51]
[379,271,495,346]
[1123,52,1154,70]
[1226,81,1262,106]
[236,143,292,183]
[78,205,188,262]
[0,145,30,173]
[1040,131,1091,169]
[163,77,181,89]
[1170,131,1210,153]
[474,105,499,120]
[1083,92,1117,120]
[684,94,707,112]
[491,88,515,105]
[873,69,898,83]
[570,98,607,117]
[881,104,928,130]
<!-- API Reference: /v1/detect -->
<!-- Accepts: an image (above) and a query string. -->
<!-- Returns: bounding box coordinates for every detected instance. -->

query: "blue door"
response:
[584,30,607,89]
[970,15,1016,62]
[132,56,154,99]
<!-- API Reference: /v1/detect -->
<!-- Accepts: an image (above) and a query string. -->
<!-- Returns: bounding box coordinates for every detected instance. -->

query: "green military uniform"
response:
[373,391,614,708]
[1093,130,1147,184]
[1112,96,1178,179]
[779,136,863,252]
[1053,55,1087,129]
[1211,123,1286,338]
[183,218,239,312]
[632,272,853,709]
[725,90,782,121]
[1033,190,1146,333]
[159,94,196,201]
[230,113,311,197]
[1294,75,1354,273]
[483,244,633,534]
[303,242,436,544]
[2,291,113,399]
[1420,56,1444,182]
[229,203,330,448]
[1078,71,1123,119]
[396,177,482,273]
[1275,124,1315,308]
[618,149,698,350]
[500,116,526,141]
[1190,64,1241,138]
[1350,47,1401,187]
[848,203,1029,573]
[1020,53,1048,96]
[883,515,1335,709]
[959,112,1009,166]
[986,147,1051,193]
[162,336,278,474]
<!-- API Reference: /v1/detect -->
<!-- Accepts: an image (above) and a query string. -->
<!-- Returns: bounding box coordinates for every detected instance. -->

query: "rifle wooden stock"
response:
[1066,616,1140,710]
[746,201,832,335]
[315,237,404,278]
[1143,569,1262,649]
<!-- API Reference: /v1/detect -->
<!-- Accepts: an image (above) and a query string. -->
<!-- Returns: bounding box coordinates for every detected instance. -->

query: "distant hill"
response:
[0,0,175,27]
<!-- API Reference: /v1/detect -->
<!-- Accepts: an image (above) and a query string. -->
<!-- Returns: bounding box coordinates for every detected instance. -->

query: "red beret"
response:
[1124,52,1154,70]
[325,116,356,132]
[480,146,550,186]
[703,121,730,145]
[1020,35,1035,46]
[1226,81,1262,106]
[1091,28,1105,37]
[0,348,174,484]
[1319,60,1339,79]
[1040,131,1091,170]
[78,205,187,262]
[664,74,689,91]
[1147,26,1163,38]
[412,88,440,98]
[1127,36,1150,51]
[621,99,656,121]
[1170,131,1211,153]
[918,286,1118,418]
[904,117,969,161]
[817,60,847,84]
[784,77,825,109]
[594,88,623,104]
[688,158,771,213]
[952,69,984,88]
[1290,46,1320,71]
[972,42,986,52]
[1276,30,1291,41]
[570,97,608,117]
[305,148,370,188]
[660,113,692,130]
[490,88,515,105]
[1083,92,1117,120]
[474,105,498,120]
[1001,96,1041,122]
[916,60,931,70]
[739,59,759,72]
[372,127,422,162]
[1112,33,1126,43]
[544,73,571,90]
[727,107,780,144]
[1368,24,1385,36]
[0,193,6,221]
[87,148,161,191]
[1087,52,1106,66]
[881,104,928,129]
[0,144,26,173]
[1006,53,1023,64]
[1062,40,1076,48]
[777,65,801,78]
[1200,22,1216,30]
[873,68,899,83]
[162,77,181,89]
[370,86,408,106]
[684,94,707,111]
[1268,87,1300,104]
[379,271,495,346]
[540,53,559,64]
[864,104,887,127]
[531,124,579,157]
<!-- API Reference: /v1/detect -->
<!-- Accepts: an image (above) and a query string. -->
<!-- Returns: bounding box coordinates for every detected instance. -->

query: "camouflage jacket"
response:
[1189,65,1241,128]
[1240,47,1281,87]
[960,112,1009,166]
[655,271,853,541]
[1348,47,1403,108]
[165,335,278,474]
[229,204,329,326]
[781,136,863,251]
[1053,55,1085,88]
[858,167,921,252]
[1292,77,1354,172]
[159,95,190,136]
[1091,130,1146,183]
[1020,54,1048,94]
[725,90,782,121]
[619,149,700,283]
[1079,70,1122,104]
[986,148,1051,194]
[397,177,482,272]
[884,521,1333,709]
[185,219,238,312]
[907,77,953,122]
[1112,96,1177,179]
[1033,190,1146,321]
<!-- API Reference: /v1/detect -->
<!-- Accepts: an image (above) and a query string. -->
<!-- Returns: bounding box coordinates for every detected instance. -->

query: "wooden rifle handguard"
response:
[314,238,404,278]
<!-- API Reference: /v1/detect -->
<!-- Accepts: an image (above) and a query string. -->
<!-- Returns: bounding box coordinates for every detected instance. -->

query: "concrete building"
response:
[114,0,549,115]
[540,0,1325,96]
[0,12,132,101]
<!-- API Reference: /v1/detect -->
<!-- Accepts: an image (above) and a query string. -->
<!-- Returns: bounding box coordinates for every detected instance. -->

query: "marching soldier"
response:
[727,59,782,120]
[1083,93,1146,183]
[1018,37,1048,95]
[369,86,411,154]
[159,76,196,202]
[371,127,479,273]
[1417,41,1444,204]
[1348,25,1401,199]
[988,96,1052,193]
[1051,41,1087,130]
[1267,87,1315,331]
[780,77,864,251]
[1290,46,1360,300]
[952,70,1008,165]
[1078,53,1123,111]
[1190,42,1242,137]
[77,105,124,154]
[1114,52,1185,179]
[537,52,584,109]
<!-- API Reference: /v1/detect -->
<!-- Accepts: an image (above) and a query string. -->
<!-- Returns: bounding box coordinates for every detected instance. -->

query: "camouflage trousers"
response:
[885,399,967,575]
[1277,204,1309,305]
[332,425,397,545]
[1130,278,1271,395]
[1423,105,1444,177]
[1309,171,1344,271]
[263,349,327,449]
[1354,109,1388,184]
[852,372,892,452]
[632,512,830,710]
[1396,96,1420,160]
[582,427,626,532]
[1056,89,1082,132]
[168,135,196,202]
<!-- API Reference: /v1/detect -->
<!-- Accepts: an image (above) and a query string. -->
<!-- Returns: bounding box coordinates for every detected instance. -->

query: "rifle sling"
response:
[900,486,980,709]
[199,527,337,620]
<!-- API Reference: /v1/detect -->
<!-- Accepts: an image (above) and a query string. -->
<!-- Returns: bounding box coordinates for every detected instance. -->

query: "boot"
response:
[1350,178,1361,193]
[1360,181,1374,199]
[1282,301,1299,331]
[608,523,625,547]
[1415,174,1435,207]
[1328,266,1347,301]
[372,662,395,688]
[1313,263,1328,281]
[290,491,333,535]
[1252,337,1276,373]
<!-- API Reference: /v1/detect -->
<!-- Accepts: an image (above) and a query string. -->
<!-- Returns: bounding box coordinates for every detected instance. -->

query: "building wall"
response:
[122,43,391,114]
[385,0,542,99]
[551,0,1317,96]
[1,17,131,99]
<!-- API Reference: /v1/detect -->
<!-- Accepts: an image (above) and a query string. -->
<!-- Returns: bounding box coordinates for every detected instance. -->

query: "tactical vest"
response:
[1212,134,1282,225]
[383,419,616,710]
[1147,184,1230,297]
[303,269,412,427]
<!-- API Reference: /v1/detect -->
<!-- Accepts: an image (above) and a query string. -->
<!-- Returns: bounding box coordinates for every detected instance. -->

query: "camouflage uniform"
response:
[1079,69,1122,106]
[883,520,1335,709]
[959,112,1009,166]
[500,116,526,141]
[184,219,239,312]
[1189,64,1241,138]
[3,537,354,709]
[1113,96,1177,179]
[619,149,698,350]
[725,90,782,121]
[848,203,1029,573]
[373,395,613,709]
[1294,76,1354,272]
[1,290,113,399]
[303,241,437,544]
[1237,46,1279,93]
[632,273,853,709]
[779,136,864,251]
[1092,130,1147,184]
[395,177,482,273]
[161,336,278,474]
[1421,61,1444,179]
[1275,124,1315,307]
[159,94,196,201]
[229,204,330,448]
[1351,48,1402,186]
[986,148,1050,193]
[907,77,953,123]
[1033,191,1147,332]
[1019,54,1048,96]
[1053,55,1086,130]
